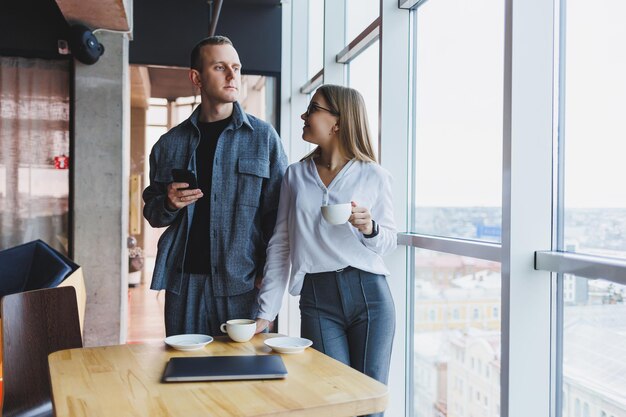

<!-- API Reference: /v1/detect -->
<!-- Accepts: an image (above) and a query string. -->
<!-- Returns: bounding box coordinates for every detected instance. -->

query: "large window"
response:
[562,277,626,417]
[562,0,626,257]
[556,1,626,416]
[145,98,169,164]
[412,249,501,417]
[284,1,626,416]
[0,57,71,255]
[346,0,379,41]
[413,0,504,242]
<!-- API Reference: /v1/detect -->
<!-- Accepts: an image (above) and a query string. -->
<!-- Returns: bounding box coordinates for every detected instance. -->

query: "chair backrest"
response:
[25,241,73,291]
[0,240,73,298]
[1,286,83,417]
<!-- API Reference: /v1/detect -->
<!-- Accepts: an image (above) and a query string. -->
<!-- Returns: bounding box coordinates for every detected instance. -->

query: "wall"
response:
[0,0,68,59]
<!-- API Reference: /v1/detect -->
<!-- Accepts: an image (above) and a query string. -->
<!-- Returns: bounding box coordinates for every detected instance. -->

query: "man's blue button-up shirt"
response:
[142,102,288,296]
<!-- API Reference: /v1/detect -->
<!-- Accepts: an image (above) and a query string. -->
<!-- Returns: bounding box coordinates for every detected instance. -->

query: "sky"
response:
[308,0,625,209]
[563,0,626,208]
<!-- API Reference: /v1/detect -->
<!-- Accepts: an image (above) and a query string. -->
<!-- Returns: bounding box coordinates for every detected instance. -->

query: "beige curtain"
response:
[0,56,70,254]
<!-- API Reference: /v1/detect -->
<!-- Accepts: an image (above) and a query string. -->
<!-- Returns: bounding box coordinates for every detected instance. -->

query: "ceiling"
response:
[54,0,131,31]
[228,0,281,5]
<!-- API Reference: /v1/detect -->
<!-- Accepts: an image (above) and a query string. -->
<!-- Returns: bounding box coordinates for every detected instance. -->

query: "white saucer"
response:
[164,334,213,351]
[264,336,313,354]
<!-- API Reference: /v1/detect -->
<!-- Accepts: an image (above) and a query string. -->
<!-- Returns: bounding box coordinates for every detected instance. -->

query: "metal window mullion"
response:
[552,0,567,415]
[277,0,309,336]
[502,0,555,415]
[553,272,564,417]
[408,11,417,234]
[406,246,416,417]
[288,0,311,162]
[323,0,346,85]
[398,233,501,262]
[379,1,411,416]
[404,12,417,414]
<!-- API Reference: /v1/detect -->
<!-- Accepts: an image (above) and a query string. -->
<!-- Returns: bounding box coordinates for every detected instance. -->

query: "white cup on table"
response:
[220,319,256,342]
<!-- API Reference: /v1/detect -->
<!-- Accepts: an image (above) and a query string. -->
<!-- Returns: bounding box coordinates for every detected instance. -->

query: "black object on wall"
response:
[130,0,281,74]
[0,0,69,59]
[68,24,105,65]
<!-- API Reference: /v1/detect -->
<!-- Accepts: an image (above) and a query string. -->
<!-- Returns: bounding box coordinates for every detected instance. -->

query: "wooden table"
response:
[48,333,388,417]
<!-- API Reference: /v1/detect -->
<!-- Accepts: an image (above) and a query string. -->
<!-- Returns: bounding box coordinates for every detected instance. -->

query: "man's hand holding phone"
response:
[166,169,203,211]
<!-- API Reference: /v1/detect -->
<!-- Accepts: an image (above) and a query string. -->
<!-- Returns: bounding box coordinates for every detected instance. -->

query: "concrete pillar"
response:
[73,31,130,346]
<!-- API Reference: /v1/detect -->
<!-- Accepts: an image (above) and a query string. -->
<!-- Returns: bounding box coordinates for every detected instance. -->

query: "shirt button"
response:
[213,230,217,238]
[213,194,217,202]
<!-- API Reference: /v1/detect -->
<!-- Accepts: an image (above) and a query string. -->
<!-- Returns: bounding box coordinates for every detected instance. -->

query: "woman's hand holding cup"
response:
[349,201,373,235]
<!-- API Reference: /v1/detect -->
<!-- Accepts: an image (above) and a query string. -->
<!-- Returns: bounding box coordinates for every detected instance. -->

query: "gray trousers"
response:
[300,267,395,417]
[164,272,259,337]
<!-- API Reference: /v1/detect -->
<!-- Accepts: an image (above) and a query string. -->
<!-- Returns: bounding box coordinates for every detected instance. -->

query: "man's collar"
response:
[231,101,254,130]
[189,102,254,131]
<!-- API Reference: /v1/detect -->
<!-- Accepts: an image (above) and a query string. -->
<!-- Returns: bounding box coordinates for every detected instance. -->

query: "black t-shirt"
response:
[183,116,231,273]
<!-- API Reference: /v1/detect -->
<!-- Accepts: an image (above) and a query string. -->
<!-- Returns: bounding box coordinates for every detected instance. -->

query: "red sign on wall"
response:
[54,154,69,170]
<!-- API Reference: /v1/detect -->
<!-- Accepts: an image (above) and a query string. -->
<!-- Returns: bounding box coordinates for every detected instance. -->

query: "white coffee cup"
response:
[321,203,352,225]
[220,319,256,342]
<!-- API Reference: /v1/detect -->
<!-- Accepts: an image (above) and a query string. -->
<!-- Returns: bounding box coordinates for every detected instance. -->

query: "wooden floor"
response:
[127,257,166,343]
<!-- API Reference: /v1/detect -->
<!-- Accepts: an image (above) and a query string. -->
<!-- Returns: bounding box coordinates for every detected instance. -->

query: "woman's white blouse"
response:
[257,158,397,321]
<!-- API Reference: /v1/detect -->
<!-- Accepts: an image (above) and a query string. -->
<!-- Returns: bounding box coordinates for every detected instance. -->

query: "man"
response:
[143,36,288,336]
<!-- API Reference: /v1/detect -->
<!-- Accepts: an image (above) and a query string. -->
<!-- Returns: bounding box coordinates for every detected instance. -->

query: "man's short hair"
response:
[190,36,234,71]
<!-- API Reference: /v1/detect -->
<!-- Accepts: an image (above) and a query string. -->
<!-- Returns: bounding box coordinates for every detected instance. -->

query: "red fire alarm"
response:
[54,154,69,170]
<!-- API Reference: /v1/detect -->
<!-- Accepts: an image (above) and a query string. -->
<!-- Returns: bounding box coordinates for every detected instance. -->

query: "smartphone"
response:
[171,169,198,190]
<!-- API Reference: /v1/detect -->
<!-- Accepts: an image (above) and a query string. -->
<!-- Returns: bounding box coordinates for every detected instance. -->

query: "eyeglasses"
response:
[305,102,339,117]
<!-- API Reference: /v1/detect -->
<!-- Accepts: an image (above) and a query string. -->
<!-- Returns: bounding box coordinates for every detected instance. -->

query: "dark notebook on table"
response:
[161,355,288,382]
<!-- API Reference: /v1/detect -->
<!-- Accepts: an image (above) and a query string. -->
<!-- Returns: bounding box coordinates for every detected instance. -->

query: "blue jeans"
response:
[300,267,395,417]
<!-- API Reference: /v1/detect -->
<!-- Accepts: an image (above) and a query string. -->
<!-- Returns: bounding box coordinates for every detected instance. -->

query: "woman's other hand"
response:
[255,318,270,334]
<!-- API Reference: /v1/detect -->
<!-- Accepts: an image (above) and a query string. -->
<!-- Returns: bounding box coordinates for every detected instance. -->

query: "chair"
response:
[0,240,77,298]
[1,286,83,417]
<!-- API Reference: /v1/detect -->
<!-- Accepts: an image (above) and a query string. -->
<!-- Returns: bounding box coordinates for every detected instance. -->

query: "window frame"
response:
[400,0,555,416]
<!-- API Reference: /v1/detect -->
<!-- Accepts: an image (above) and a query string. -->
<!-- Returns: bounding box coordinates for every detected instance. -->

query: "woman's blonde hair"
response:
[302,84,377,163]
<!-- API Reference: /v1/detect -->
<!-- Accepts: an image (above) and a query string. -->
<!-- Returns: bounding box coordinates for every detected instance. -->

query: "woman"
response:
[255,85,396,416]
